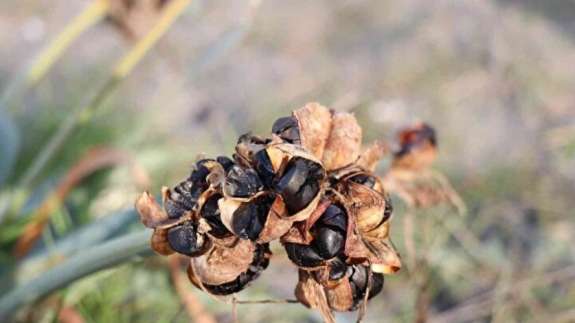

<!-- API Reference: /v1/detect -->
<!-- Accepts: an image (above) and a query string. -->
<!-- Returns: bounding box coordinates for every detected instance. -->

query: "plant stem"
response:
[0,230,152,321]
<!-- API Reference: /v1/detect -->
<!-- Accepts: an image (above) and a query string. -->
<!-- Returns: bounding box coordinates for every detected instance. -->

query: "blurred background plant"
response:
[0,0,574,322]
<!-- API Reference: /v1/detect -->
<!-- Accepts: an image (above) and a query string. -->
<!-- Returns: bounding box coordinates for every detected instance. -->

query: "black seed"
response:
[230,195,273,241]
[272,116,298,134]
[275,158,322,214]
[272,116,300,143]
[164,198,186,219]
[275,159,308,196]
[382,196,393,223]
[313,227,344,259]
[284,243,324,267]
[349,174,376,189]
[167,223,202,256]
[252,150,275,187]
[350,265,368,293]
[316,205,347,232]
[224,166,263,198]
[190,159,212,183]
[328,258,347,281]
[217,156,235,172]
[368,273,384,299]
[200,194,231,238]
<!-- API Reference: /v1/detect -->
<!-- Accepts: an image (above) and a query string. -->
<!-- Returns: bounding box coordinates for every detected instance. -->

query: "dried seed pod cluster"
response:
[136,102,441,318]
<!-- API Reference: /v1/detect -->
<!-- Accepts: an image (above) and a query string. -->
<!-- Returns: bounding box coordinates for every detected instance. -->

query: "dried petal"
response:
[151,228,174,256]
[293,102,333,160]
[295,270,336,323]
[136,191,179,228]
[322,112,362,171]
[190,238,255,285]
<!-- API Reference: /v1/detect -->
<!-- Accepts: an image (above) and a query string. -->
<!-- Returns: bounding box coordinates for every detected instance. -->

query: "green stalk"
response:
[0,230,152,321]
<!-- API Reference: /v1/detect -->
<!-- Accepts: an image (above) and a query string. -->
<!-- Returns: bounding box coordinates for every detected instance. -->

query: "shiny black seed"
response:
[272,116,301,143]
[230,195,273,241]
[252,150,275,187]
[350,265,369,293]
[224,166,263,198]
[217,156,235,172]
[272,116,298,134]
[167,223,202,256]
[284,243,324,267]
[200,194,231,238]
[349,174,376,189]
[275,158,323,214]
[328,258,347,281]
[313,227,345,259]
[316,205,347,232]
[368,273,384,299]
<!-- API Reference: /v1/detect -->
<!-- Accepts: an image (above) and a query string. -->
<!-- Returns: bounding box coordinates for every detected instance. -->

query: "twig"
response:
[11,0,193,207]
[233,299,299,305]
[0,0,108,107]
[0,230,152,321]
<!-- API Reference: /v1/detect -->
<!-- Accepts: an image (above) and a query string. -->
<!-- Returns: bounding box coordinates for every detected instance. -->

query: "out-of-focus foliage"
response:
[0,0,574,322]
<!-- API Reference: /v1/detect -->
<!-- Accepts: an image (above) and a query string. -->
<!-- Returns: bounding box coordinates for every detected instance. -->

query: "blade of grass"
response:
[1,0,193,225]
[26,0,109,86]
[0,230,152,321]
[0,0,108,108]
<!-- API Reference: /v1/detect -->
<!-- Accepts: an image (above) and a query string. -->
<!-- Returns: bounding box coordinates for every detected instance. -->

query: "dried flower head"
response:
[135,102,457,320]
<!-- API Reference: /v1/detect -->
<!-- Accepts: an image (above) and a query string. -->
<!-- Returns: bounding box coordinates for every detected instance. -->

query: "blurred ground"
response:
[0,0,574,322]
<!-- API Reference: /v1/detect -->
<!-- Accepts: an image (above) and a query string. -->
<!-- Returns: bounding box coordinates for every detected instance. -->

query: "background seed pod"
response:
[392,123,437,171]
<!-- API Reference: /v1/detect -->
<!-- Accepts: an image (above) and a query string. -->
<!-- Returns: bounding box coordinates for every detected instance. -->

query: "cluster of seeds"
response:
[136,103,437,316]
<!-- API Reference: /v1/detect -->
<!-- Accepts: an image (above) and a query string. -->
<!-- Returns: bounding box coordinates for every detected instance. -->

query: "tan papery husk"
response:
[293,102,333,161]
[322,112,362,171]
[189,237,255,285]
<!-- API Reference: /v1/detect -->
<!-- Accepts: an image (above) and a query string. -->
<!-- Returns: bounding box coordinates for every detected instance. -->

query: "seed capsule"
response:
[393,123,437,170]
[188,240,271,295]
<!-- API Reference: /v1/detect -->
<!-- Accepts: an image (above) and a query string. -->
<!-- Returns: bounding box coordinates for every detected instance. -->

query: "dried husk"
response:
[135,191,180,228]
[189,237,255,285]
[344,181,389,239]
[293,103,333,160]
[150,228,174,255]
[325,279,354,312]
[255,195,293,243]
[322,112,363,171]
[295,270,336,323]
[341,201,401,274]
[356,140,388,172]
